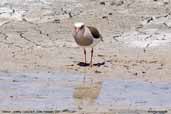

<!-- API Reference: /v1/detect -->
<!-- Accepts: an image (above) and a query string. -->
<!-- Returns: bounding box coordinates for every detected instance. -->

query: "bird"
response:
[72,22,103,67]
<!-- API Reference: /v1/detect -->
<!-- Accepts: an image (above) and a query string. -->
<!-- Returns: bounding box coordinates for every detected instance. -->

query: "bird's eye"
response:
[80,25,84,29]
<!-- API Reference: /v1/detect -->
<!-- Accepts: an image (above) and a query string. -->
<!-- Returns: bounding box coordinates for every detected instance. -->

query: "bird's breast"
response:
[74,34,93,46]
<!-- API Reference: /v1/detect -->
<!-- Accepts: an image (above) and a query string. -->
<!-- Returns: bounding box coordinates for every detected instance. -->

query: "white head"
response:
[74,22,85,34]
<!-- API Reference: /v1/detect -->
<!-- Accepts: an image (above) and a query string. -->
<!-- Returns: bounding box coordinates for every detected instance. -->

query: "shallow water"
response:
[97,80,171,109]
[0,72,171,111]
[0,72,83,110]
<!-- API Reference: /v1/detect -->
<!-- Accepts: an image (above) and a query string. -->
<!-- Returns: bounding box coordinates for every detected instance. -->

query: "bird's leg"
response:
[90,48,94,67]
[84,48,87,64]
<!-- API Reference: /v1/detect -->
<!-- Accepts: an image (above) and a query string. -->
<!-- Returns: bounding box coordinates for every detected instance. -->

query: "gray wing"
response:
[87,26,103,41]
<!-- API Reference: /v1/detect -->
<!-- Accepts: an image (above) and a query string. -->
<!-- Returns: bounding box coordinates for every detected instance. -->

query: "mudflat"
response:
[0,0,171,113]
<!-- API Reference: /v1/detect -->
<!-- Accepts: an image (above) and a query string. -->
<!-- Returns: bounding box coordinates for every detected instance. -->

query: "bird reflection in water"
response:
[73,81,102,109]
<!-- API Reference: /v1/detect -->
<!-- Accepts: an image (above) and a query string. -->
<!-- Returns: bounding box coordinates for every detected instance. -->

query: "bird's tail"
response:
[100,35,103,41]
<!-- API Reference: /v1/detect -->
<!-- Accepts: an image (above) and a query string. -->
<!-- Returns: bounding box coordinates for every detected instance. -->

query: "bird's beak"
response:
[75,28,79,33]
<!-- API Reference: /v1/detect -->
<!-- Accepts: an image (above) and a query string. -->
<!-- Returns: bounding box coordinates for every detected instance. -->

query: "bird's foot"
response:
[90,62,93,67]
[77,62,89,67]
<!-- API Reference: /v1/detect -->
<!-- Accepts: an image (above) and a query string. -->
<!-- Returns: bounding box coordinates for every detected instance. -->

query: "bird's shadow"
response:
[77,61,105,67]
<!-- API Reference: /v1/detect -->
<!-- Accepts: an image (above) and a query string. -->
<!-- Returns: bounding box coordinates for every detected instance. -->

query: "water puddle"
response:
[0,72,171,112]
[0,72,83,111]
[97,80,171,109]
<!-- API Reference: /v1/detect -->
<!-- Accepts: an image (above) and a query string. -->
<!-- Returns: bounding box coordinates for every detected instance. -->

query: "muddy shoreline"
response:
[0,0,170,82]
[0,0,171,113]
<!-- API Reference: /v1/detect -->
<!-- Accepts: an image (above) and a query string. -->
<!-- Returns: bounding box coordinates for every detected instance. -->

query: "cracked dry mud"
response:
[0,0,171,114]
[0,0,170,81]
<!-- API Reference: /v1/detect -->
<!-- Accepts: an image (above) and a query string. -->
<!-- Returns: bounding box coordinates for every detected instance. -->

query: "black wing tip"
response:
[100,35,104,41]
